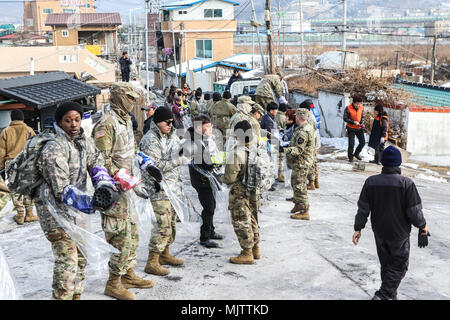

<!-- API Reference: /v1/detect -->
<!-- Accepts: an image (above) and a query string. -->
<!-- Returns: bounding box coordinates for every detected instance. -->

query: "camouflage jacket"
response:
[209,99,237,131]
[92,109,136,176]
[139,121,183,201]
[36,125,104,233]
[285,122,314,169]
[255,75,282,98]
[276,111,286,130]
[222,141,248,187]
[189,97,205,118]
[205,99,215,114]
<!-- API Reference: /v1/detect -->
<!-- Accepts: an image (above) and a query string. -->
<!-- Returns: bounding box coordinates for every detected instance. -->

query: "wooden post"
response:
[265,0,275,74]
[431,34,437,85]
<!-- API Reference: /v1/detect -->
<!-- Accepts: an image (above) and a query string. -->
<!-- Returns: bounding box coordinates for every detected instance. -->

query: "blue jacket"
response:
[311,105,320,129]
[260,113,278,134]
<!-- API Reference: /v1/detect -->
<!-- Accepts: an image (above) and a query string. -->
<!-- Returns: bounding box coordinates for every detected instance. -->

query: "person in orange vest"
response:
[343,95,366,162]
[368,104,389,165]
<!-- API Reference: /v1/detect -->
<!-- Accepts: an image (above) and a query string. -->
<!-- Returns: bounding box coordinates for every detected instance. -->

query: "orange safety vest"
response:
[375,114,389,140]
[346,104,364,129]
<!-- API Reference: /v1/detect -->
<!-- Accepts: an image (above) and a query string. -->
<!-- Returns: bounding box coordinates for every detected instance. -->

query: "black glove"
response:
[418,229,430,248]
[93,184,119,211]
[279,145,284,153]
[154,181,161,193]
[146,165,162,182]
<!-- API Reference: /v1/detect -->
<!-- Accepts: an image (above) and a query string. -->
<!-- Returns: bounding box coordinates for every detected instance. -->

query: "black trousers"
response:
[347,128,365,160]
[374,143,385,163]
[374,235,410,299]
[121,72,130,82]
[194,185,216,242]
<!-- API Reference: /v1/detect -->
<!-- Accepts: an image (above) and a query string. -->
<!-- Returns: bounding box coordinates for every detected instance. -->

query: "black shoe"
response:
[354,154,362,161]
[200,239,219,248]
[210,232,223,240]
[348,158,354,163]
[269,185,276,191]
[369,160,380,165]
[286,197,294,202]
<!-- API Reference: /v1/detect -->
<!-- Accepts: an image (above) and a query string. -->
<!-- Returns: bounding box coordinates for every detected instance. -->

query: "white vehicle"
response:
[229,78,289,99]
[314,51,360,70]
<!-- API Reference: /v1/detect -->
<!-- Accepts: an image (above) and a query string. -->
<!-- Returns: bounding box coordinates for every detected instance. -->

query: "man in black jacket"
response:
[119,51,132,82]
[184,115,224,248]
[352,146,430,300]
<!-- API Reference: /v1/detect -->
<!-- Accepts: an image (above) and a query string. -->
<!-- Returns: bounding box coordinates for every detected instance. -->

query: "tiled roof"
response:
[45,13,122,27]
[0,72,101,109]
[162,0,239,10]
[392,80,450,108]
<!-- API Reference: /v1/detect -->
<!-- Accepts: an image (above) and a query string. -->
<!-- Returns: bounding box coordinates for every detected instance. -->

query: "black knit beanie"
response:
[153,106,173,124]
[223,91,232,99]
[10,109,24,121]
[212,92,222,102]
[55,101,84,123]
[381,146,402,167]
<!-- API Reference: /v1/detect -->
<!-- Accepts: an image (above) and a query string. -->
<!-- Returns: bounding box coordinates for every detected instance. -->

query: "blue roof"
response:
[392,81,450,107]
[162,0,239,10]
[179,61,250,77]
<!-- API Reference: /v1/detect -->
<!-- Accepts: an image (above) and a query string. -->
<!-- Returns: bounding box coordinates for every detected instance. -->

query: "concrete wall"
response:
[171,0,235,21]
[317,90,351,138]
[407,110,450,156]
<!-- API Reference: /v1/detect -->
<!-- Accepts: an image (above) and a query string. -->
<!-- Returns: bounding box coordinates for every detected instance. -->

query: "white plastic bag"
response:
[0,246,22,300]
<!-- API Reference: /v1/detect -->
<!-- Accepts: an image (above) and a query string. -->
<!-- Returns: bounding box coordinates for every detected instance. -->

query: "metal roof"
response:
[167,57,251,77]
[0,72,101,109]
[162,0,239,10]
[392,80,450,108]
[45,13,122,27]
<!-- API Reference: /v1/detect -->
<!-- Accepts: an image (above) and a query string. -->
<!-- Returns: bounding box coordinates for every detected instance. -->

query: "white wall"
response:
[173,0,235,21]
[317,90,351,138]
[0,111,11,129]
[407,111,450,156]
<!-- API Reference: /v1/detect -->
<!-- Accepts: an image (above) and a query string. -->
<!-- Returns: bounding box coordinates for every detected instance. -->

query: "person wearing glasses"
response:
[93,82,154,300]
[139,107,185,277]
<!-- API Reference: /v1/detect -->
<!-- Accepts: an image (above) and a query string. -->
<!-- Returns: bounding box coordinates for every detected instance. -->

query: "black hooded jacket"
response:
[354,166,426,241]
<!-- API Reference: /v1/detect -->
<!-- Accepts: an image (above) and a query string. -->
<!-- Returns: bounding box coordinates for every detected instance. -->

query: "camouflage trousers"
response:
[228,183,260,250]
[101,193,138,276]
[307,150,319,182]
[0,191,9,212]
[291,166,309,214]
[278,150,285,176]
[255,95,275,110]
[44,227,87,300]
[149,200,177,254]
[5,160,34,213]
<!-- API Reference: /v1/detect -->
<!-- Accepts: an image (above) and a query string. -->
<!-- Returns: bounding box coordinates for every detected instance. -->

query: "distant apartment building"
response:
[425,19,450,36]
[45,13,122,56]
[23,0,95,34]
[160,0,239,63]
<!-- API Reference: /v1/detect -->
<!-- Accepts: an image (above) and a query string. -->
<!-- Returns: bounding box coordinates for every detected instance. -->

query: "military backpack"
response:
[243,138,275,195]
[6,130,58,198]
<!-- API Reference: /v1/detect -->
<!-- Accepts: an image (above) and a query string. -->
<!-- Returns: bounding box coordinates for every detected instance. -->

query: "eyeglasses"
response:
[164,120,174,126]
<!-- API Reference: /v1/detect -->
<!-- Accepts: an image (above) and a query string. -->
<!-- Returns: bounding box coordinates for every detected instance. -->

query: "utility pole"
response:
[431,34,437,85]
[395,50,401,70]
[171,18,179,87]
[277,0,281,63]
[129,9,133,54]
[145,0,150,102]
[250,0,267,74]
[342,0,347,69]
[299,0,304,66]
[265,0,275,74]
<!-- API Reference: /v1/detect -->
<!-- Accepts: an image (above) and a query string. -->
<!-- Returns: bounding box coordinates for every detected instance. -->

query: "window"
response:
[61,30,69,37]
[59,54,77,63]
[26,19,33,26]
[204,9,222,18]
[163,10,170,21]
[43,8,53,14]
[196,39,212,59]
[63,9,76,13]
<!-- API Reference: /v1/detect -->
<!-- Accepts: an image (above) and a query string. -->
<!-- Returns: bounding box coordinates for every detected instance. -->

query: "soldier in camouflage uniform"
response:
[139,106,185,276]
[92,82,154,300]
[222,120,260,264]
[189,88,204,119]
[34,102,108,300]
[285,108,314,220]
[209,91,237,148]
[0,176,10,211]
[275,103,287,182]
[255,73,284,110]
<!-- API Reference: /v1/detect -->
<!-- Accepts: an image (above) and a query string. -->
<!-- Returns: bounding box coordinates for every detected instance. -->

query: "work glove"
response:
[380,137,385,144]
[418,229,431,248]
[90,166,115,188]
[114,168,141,192]
[138,152,163,182]
[61,185,93,214]
[279,96,287,105]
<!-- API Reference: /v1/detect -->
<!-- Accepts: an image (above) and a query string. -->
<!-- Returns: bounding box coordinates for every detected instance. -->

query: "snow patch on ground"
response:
[403,163,419,170]
[447,172,450,176]
[420,168,440,176]
[321,136,373,162]
[409,155,450,167]
[319,162,354,171]
[415,173,448,183]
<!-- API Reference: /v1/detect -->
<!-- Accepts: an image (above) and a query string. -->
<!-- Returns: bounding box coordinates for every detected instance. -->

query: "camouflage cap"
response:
[296,108,310,117]
[253,103,264,115]
[237,95,255,104]
[148,91,157,101]
[111,82,140,99]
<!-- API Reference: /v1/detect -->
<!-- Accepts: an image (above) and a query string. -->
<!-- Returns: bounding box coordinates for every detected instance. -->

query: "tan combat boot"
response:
[229,248,254,264]
[276,173,285,183]
[104,272,134,300]
[290,203,301,213]
[145,251,170,276]
[290,212,310,220]
[252,244,260,260]
[314,179,320,189]
[160,246,184,266]
[13,211,25,225]
[72,294,81,300]
[307,181,316,190]
[121,268,154,289]
[24,208,39,222]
